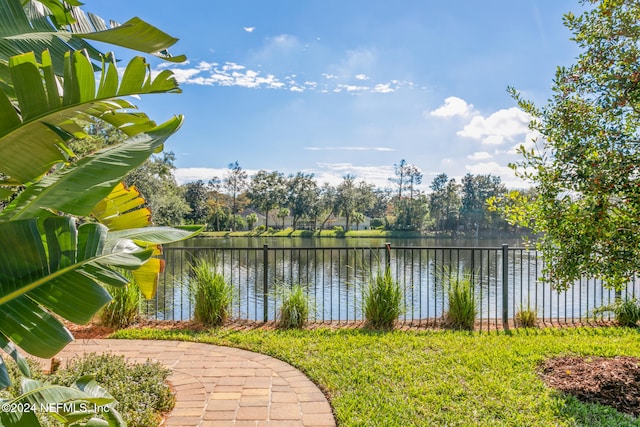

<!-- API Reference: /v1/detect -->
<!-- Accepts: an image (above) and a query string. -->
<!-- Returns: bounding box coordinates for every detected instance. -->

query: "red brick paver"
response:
[40,339,335,427]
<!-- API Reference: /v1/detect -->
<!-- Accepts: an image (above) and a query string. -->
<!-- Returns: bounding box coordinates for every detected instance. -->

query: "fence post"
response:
[385,243,391,272]
[263,244,269,323]
[502,244,509,329]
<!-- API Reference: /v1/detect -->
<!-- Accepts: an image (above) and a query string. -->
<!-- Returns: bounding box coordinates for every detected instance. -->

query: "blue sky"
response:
[88,1,583,189]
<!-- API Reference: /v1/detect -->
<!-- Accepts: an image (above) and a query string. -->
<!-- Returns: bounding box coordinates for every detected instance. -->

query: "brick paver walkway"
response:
[42,339,336,427]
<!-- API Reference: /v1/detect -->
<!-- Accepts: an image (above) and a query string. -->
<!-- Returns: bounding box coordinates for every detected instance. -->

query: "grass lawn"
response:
[113,327,640,426]
[200,229,424,238]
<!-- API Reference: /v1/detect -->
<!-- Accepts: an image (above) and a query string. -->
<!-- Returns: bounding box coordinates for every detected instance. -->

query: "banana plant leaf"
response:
[0,217,159,358]
[0,0,184,78]
[0,115,182,222]
[0,49,181,187]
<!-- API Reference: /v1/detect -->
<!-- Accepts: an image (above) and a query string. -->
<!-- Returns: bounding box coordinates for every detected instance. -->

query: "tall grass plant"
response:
[99,272,140,328]
[277,284,310,329]
[189,258,232,326]
[363,269,402,329]
[443,272,477,330]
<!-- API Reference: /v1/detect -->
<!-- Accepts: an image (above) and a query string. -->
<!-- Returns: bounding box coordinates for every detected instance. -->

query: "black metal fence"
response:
[142,244,639,330]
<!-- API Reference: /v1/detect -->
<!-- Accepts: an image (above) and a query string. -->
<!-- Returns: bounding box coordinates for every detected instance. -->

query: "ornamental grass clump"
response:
[443,273,477,330]
[593,298,640,327]
[277,284,310,329]
[363,269,402,329]
[189,258,232,326]
[515,303,538,328]
[99,272,140,329]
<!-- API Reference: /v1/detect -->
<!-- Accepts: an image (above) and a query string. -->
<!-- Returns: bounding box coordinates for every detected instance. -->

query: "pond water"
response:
[147,236,635,325]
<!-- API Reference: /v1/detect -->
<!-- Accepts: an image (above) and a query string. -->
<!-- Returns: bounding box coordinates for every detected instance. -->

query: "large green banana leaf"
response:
[0,49,181,188]
[0,116,183,221]
[0,0,184,74]
[0,216,200,360]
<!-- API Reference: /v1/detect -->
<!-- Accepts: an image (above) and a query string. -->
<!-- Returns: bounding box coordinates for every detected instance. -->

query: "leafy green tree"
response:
[246,212,258,229]
[125,152,189,225]
[460,173,507,231]
[429,173,449,231]
[247,170,286,229]
[182,180,210,224]
[352,211,365,230]
[336,175,358,231]
[224,161,248,223]
[277,207,290,229]
[286,172,319,230]
[505,0,640,290]
[318,183,339,230]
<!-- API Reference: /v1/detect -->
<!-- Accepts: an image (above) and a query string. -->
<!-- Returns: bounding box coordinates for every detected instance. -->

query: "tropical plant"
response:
[496,0,640,291]
[593,298,640,327]
[0,0,200,392]
[363,269,402,329]
[277,284,310,329]
[189,259,233,326]
[443,273,477,330]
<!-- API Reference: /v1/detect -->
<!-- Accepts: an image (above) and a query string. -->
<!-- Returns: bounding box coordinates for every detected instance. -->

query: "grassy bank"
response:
[200,229,426,238]
[112,327,640,426]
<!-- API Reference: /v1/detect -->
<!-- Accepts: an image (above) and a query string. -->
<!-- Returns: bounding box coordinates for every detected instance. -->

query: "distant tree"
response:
[277,207,290,229]
[319,183,339,230]
[246,212,258,230]
[125,151,190,226]
[460,174,507,230]
[428,173,449,231]
[247,170,286,229]
[224,161,248,230]
[286,172,319,230]
[390,159,423,199]
[336,175,358,231]
[183,180,210,224]
[352,212,365,230]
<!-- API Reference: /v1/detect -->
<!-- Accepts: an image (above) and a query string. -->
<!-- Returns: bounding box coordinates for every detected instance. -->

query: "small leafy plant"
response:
[592,298,640,327]
[99,272,140,329]
[277,284,310,329]
[190,258,233,326]
[515,303,538,328]
[363,269,402,329]
[443,273,477,330]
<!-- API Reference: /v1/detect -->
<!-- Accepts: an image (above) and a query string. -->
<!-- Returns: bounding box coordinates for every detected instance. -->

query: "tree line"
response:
[127,155,517,234]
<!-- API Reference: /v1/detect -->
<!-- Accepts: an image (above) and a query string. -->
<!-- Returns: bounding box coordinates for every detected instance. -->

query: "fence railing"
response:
[142,244,639,330]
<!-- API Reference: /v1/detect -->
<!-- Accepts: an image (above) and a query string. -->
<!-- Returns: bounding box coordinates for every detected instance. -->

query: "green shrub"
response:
[444,274,477,330]
[190,258,232,326]
[48,353,175,427]
[515,304,538,328]
[363,269,402,329]
[277,284,310,329]
[0,354,173,427]
[593,298,640,327]
[99,273,140,328]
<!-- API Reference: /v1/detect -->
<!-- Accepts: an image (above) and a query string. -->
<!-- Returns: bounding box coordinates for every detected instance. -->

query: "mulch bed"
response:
[539,355,640,417]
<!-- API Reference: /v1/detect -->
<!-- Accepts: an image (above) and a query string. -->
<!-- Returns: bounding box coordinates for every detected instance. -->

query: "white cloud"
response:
[373,83,394,93]
[310,163,396,188]
[355,74,369,80]
[457,107,531,145]
[429,96,475,118]
[467,151,493,160]
[174,167,260,185]
[304,146,395,152]
[464,162,524,188]
[243,26,255,33]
